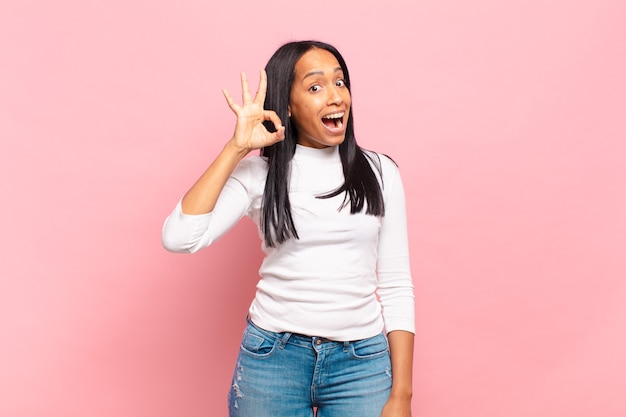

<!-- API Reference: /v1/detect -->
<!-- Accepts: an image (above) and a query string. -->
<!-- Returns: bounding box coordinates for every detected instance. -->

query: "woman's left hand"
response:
[380,395,412,417]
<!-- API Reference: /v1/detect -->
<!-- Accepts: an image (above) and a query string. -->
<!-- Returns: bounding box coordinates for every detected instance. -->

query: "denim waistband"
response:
[246,317,354,349]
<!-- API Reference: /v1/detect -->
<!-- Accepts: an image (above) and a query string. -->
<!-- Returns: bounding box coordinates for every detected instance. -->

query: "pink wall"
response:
[1,0,625,416]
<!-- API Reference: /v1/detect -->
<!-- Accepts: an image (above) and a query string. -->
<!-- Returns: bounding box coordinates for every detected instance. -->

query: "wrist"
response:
[224,139,251,160]
[389,388,413,399]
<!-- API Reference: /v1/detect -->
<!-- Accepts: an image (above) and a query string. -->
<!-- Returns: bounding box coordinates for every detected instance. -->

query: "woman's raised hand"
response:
[177,70,285,216]
[222,70,285,153]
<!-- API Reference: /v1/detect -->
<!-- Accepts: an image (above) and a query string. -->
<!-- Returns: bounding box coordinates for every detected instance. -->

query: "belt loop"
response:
[279,332,292,349]
[343,340,350,352]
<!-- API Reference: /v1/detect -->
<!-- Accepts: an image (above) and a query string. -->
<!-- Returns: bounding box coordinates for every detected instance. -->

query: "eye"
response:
[336,79,346,87]
[309,84,321,92]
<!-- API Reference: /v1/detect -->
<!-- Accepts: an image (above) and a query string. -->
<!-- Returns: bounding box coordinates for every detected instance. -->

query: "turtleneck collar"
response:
[293,144,340,164]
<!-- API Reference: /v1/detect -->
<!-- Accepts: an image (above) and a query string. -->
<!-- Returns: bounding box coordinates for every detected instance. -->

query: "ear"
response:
[287,105,291,118]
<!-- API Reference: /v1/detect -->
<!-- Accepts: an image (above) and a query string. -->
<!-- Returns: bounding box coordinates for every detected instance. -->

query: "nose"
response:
[327,85,344,105]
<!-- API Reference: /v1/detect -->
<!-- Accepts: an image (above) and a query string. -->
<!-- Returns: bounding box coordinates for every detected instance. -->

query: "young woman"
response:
[162,40,415,417]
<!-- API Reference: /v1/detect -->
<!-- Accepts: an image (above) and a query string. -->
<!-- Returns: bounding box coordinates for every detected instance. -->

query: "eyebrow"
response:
[302,67,343,80]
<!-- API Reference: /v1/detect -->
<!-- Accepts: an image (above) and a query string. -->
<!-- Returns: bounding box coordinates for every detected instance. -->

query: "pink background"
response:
[1,0,625,416]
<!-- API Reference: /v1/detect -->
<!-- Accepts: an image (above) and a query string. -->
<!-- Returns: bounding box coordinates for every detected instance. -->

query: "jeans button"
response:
[315,338,322,345]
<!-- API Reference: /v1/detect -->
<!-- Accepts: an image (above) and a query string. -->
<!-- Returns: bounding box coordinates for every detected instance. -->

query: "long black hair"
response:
[260,40,385,247]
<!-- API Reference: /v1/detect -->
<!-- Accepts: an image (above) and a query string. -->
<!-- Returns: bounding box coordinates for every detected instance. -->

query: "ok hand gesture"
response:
[223,70,285,153]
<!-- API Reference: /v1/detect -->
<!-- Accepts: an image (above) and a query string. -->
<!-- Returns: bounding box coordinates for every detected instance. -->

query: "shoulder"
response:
[239,154,268,169]
[362,150,407,208]
[362,149,401,183]
[233,155,267,176]
[229,155,268,193]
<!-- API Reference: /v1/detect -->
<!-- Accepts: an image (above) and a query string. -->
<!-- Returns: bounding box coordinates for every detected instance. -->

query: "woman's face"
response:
[288,48,352,149]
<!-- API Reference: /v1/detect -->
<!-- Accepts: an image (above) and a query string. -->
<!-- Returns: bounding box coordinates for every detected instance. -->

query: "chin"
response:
[299,135,345,149]
[325,133,347,147]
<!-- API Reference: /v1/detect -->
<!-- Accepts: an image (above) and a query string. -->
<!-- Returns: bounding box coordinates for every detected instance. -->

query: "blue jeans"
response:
[228,319,392,417]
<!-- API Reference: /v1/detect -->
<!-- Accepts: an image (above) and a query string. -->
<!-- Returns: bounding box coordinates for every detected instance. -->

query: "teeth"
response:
[323,112,344,119]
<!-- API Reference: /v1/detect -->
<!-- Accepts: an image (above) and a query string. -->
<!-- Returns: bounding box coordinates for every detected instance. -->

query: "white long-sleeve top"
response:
[162,144,414,341]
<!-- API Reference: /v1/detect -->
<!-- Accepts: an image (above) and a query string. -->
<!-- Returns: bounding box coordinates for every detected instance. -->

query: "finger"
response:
[275,125,285,141]
[240,72,252,105]
[265,126,286,146]
[253,69,267,105]
[263,110,283,131]
[222,89,240,113]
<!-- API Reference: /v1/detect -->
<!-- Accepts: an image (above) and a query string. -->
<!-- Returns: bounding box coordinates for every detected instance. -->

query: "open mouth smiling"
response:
[321,112,345,130]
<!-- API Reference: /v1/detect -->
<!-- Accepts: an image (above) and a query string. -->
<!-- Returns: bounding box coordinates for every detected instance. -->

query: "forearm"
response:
[387,330,414,399]
[181,140,249,214]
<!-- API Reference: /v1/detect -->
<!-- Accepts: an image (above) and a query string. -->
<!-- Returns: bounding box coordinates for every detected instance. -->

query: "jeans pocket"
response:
[350,333,389,359]
[240,324,279,358]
